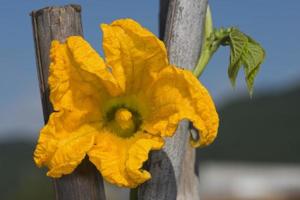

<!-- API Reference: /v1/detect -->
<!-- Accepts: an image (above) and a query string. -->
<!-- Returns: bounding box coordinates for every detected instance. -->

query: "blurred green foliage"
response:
[197,84,300,164]
[0,141,53,200]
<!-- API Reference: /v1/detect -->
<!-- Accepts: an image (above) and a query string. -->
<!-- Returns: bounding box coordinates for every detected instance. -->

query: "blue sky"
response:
[0,0,299,139]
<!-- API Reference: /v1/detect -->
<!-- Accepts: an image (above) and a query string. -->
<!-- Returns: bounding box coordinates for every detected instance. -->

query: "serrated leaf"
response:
[228,29,248,86]
[229,29,248,66]
[242,36,265,95]
[227,28,265,95]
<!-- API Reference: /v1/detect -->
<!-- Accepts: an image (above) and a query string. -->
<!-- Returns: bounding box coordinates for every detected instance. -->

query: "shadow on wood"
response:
[138,150,177,200]
[54,157,105,200]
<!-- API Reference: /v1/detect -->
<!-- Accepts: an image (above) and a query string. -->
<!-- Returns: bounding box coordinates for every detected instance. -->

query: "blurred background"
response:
[0,0,299,199]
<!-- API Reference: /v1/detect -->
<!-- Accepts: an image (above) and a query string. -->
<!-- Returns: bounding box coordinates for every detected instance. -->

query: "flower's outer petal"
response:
[88,131,164,188]
[33,112,96,178]
[125,138,163,185]
[142,66,219,147]
[49,38,118,119]
[34,113,60,168]
[66,36,122,96]
[101,18,168,93]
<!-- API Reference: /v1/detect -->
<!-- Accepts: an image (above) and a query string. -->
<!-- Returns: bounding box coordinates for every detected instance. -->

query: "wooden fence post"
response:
[31,5,106,200]
[138,0,208,199]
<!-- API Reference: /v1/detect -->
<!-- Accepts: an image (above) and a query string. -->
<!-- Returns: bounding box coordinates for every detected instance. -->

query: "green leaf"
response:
[228,29,248,86]
[227,28,265,95]
[242,38,265,95]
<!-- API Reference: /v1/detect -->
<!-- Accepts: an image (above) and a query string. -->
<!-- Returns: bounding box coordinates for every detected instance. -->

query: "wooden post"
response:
[31,5,106,200]
[138,0,208,199]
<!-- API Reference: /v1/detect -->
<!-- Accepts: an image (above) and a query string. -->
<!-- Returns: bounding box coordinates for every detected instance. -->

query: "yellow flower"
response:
[33,19,219,188]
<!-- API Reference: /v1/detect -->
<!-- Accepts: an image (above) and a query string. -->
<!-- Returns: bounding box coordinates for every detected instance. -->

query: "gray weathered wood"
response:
[31,5,106,200]
[177,145,201,200]
[138,0,207,199]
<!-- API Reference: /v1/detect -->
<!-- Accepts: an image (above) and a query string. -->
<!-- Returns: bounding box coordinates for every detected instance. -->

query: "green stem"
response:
[193,48,212,77]
[193,5,214,77]
[192,38,223,77]
[192,5,231,77]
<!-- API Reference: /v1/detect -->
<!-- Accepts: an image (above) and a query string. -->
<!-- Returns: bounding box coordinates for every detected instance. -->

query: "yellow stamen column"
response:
[115,108,133,129]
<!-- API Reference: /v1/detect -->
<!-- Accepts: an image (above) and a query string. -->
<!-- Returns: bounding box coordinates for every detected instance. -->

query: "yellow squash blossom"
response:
[34,19,219,188]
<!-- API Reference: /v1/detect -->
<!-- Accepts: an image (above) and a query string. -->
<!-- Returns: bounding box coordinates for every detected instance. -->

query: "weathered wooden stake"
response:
[138,0,208,199]
[31,5,106,200]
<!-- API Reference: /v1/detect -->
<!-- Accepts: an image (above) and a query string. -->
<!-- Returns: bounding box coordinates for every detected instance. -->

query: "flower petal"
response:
[125,137,163,185]
[66,36,123,96]
[49,37,119,118]
[142,66,219,147]
[101,18,168,93]
[33,112,96,177]
[88,130,164,188]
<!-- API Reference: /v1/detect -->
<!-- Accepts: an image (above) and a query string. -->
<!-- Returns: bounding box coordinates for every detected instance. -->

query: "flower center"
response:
[114,108,133,129]
[105,105,142,138]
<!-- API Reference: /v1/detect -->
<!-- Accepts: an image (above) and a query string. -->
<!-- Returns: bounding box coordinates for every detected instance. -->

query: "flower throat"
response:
[105,105,142,138]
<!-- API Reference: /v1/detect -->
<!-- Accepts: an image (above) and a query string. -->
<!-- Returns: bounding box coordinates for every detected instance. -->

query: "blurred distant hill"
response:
[0,85,299,200]
[0,141,53,200]
[197,84,300,164]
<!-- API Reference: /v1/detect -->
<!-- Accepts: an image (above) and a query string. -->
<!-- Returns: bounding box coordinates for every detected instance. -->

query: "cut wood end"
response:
[30,4,81,17]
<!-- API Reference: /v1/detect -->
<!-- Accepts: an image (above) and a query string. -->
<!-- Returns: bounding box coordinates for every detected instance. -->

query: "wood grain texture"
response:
[138,0,208,199]
[177,145,201,200]
[31,5,106,200]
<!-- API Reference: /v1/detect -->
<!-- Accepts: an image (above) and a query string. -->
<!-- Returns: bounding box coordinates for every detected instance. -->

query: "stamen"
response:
[115,108,132,123]
[114,108,134,130]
